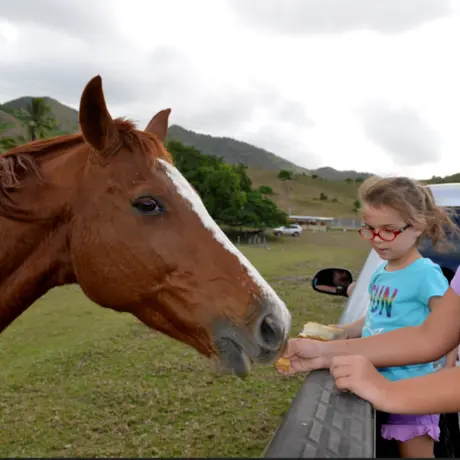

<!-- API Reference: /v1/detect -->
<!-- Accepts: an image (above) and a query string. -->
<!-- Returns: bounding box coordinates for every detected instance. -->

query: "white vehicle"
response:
[273,224,302,237]
[265,183,460,459]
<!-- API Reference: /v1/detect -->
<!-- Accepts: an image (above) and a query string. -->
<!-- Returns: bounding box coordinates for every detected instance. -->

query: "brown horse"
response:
[0,75,291,378]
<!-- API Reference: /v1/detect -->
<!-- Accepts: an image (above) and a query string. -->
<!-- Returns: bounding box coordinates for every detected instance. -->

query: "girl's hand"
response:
[275,338,329,375]
[330,355,390,410]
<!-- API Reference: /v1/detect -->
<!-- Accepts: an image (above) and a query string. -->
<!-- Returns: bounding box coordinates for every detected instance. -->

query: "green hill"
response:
[312,166,372,181]
[423,173,460,185]
[166,125,373,181]
[2,96,79,134]
[248,168,362,218]
[166,125,309,173]
[0,109,26,138]
[0,94,375,181]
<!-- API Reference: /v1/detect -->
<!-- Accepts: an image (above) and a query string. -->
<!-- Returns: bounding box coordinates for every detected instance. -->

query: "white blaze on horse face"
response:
[158,159,291,337]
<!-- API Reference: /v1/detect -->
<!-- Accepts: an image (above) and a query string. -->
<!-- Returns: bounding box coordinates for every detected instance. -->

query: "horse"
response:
[0,75,291,378]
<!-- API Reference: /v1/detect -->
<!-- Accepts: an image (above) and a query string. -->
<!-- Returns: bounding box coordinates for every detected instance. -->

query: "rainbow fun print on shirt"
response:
[369,284,398,318]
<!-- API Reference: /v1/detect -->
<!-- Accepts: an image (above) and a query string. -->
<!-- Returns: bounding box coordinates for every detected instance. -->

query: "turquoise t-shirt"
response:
[361,257,448,381]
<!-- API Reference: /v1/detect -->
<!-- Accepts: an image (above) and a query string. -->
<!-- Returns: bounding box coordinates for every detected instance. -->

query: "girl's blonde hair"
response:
[358,176,459,251]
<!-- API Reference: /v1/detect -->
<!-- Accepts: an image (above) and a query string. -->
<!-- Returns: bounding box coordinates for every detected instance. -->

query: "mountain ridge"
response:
[0,95,374,181]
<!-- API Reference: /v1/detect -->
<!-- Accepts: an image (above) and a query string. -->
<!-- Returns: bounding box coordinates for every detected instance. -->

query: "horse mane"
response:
[0,118,173,221]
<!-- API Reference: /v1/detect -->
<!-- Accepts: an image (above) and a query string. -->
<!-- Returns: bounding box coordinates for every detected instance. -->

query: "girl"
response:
[277,176,459,458]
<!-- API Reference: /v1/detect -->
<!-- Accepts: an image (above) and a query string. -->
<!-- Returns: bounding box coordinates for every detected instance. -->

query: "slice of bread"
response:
[298,322,345,341]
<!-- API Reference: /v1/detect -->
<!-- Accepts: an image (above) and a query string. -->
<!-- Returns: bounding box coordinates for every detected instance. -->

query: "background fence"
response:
[329,218,361,229]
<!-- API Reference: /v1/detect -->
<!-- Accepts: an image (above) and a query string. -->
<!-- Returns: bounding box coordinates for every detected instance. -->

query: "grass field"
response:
[248,168,362,218]
[0,232,369,458]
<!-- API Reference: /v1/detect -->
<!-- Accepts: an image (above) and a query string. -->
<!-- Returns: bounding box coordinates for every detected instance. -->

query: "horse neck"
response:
[0,216,75,332]
[0,146,82,332]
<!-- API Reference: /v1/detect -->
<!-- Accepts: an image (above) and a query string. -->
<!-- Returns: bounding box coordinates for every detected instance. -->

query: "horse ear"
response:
[144,109,171,142]
[79,75,119,152]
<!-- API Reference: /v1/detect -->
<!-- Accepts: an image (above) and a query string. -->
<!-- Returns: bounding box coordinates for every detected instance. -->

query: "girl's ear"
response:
[411,225,424,238]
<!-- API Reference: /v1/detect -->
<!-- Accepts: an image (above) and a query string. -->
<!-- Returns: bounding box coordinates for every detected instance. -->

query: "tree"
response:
[258,185,273,195]
[218,190,287,228]
[167,140,287,228]
[233,162,252,192]
[277,169,293,181]
[240,190,287,228]
[168,140,244,219]
[13,98,58,141]
[352,199,361,213]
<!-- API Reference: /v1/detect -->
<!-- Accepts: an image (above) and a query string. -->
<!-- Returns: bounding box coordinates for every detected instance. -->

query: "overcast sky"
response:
[1,0,459,179]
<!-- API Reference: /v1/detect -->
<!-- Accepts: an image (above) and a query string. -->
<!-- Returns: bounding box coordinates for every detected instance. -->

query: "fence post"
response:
[263,235,269,250]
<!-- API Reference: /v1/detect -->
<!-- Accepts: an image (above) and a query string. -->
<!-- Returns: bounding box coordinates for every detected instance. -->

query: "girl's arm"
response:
[338,316,365,339]
[429,295,459,368]
[330,354,460,415]
[384,366,460,414]
[277,268,460,375]
[320,268,460,368]
[306,287,460,369]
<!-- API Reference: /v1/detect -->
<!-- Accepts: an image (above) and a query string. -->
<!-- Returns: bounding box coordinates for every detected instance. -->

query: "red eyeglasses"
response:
[359,224,410,241]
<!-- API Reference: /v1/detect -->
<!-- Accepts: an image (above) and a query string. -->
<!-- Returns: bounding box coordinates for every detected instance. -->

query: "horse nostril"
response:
[258,314,284,351]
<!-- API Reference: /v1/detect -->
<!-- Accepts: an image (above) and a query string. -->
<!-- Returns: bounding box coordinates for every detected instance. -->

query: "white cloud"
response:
[0,0,459,179]
[362,104,443,166]
[227,0,452,35]
[0,19,18,43]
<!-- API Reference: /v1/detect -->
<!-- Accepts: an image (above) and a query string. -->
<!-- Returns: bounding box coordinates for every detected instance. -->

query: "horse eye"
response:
[132,196,165,216]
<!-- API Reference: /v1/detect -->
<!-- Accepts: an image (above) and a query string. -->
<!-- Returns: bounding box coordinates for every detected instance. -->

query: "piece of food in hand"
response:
[275,357,291,371]
[298,322,345,341]
[274,322,345,372]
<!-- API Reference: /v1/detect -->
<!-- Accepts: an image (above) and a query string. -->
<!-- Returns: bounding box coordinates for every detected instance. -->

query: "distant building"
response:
[288,215,334,231]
